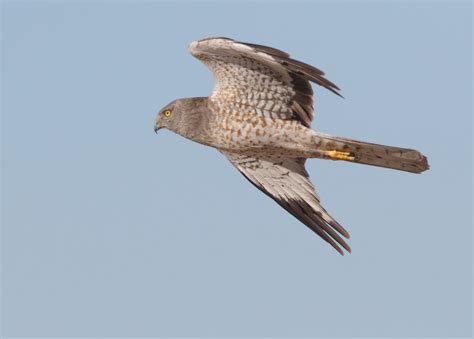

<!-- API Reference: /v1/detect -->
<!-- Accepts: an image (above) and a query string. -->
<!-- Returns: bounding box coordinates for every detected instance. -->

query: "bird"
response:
[154,37,429,255]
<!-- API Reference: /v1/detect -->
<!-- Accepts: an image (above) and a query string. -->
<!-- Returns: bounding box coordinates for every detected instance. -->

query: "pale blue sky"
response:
[1,1,472,338]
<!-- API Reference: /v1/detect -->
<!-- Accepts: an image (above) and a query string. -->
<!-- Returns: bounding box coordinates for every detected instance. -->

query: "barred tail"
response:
[315,133,429,174]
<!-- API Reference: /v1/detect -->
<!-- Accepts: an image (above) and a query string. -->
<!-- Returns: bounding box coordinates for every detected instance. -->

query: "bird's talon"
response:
[326,150,356,161]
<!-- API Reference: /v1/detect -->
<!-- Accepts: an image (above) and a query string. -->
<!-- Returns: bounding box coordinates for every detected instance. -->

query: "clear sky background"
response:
[1,1,472,338]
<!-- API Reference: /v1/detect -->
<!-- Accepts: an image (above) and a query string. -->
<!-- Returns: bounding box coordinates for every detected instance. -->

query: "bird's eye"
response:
[163,109,172,117]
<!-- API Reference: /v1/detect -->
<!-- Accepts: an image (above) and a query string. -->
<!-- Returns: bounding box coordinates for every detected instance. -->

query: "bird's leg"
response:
[324,150,356,161]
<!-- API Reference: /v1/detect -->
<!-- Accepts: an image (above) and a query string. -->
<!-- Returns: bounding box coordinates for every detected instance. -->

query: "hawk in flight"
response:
[154,37,429,255]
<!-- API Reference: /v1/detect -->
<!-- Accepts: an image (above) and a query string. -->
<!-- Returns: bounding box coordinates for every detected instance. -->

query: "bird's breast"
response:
[209,114,313,157]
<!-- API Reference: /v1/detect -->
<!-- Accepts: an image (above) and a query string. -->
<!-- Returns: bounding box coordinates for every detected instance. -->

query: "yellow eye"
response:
[163,109,172,117]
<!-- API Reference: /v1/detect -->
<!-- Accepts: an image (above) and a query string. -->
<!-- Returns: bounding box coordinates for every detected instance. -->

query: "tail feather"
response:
[315,133,429,173]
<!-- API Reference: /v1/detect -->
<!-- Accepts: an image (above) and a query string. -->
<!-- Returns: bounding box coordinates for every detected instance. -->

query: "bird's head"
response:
[154,99,183,134]
[154,97,209,138]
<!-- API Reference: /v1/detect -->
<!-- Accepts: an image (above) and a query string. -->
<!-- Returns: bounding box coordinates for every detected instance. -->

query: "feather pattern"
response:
[189,37,341,127]
[223,152,351,255]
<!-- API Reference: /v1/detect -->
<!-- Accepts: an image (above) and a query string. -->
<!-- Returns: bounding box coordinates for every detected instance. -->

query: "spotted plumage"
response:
[154,37,429,255]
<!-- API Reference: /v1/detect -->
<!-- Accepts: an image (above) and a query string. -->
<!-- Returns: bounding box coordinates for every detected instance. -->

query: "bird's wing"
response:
[188,37,341,127]
[223,151,351,255]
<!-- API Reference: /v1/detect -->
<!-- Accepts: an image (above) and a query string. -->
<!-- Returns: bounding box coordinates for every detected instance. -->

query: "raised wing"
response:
[223,152,351,255]
[189,37,341,127]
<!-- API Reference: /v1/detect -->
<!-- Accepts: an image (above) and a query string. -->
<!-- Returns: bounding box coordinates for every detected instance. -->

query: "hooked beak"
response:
[154,125,162,134]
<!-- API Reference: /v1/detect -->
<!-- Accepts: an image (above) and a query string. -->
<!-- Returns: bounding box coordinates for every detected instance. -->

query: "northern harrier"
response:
[154,37,429,255]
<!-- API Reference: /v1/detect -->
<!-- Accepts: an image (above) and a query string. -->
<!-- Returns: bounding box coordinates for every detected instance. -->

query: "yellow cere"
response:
[163,109,172,117]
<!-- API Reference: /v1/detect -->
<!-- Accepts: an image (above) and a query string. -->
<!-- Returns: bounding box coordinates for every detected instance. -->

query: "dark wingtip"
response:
[334,244,351,255]
[335,241,351,255]
[327,86,344,98]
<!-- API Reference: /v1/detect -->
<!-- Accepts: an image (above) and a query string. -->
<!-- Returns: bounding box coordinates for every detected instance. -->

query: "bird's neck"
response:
[176,97,213,145]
